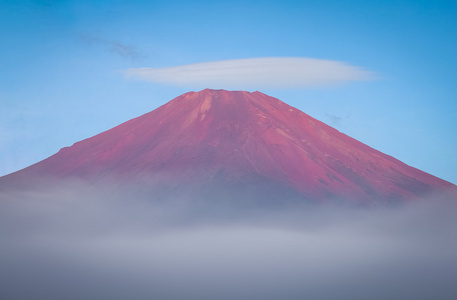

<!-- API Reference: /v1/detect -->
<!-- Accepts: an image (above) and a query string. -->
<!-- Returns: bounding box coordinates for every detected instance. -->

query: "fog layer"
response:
[1,183,456,300]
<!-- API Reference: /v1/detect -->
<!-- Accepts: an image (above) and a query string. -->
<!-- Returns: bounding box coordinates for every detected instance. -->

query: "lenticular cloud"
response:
[123,57,374,89]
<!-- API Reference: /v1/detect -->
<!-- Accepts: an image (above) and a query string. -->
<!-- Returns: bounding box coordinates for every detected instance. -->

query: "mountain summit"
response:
[1,89,455,204]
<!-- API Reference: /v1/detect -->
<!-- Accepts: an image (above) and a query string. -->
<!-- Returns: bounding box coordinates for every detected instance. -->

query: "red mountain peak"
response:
[1,89,455,204]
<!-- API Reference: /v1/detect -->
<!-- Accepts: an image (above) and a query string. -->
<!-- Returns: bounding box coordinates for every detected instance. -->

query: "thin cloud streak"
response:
[79,33,145,61]
[123,57,375,89]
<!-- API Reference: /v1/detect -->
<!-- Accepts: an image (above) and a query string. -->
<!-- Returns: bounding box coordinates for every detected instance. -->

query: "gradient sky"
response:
[1,0,457,184]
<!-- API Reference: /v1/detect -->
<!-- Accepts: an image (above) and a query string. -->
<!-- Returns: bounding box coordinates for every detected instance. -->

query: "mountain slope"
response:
[1,89,455,204]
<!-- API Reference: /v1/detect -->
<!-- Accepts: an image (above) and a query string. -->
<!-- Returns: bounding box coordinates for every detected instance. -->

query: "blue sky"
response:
[1,0,457,184]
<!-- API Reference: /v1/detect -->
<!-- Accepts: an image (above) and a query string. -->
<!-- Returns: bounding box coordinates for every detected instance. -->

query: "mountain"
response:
[1,89,455,205]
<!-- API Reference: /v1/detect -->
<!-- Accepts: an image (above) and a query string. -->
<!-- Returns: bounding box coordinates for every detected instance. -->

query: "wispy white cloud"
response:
[123,57,375,89]
[79,33,145,61]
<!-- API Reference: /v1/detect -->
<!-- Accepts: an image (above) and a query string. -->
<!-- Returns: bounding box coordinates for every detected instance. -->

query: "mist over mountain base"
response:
[1,183,456,300]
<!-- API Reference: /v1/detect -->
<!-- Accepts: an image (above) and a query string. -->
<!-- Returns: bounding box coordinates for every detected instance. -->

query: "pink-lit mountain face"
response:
[1,89,455,205]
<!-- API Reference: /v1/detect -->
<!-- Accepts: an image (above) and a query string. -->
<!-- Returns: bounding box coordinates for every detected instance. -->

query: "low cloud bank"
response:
[1,183,456,300]
[123,57,375,89]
